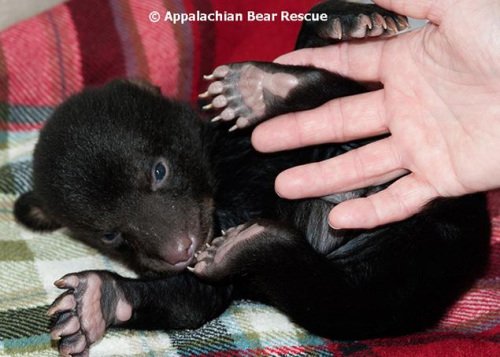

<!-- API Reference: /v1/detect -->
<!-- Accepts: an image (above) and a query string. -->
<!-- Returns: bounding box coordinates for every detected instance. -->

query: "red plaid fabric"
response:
[0,0,498,355]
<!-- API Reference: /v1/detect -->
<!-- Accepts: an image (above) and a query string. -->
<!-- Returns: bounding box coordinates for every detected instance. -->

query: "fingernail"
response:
[50,331,61,340]
[54,279,65,288]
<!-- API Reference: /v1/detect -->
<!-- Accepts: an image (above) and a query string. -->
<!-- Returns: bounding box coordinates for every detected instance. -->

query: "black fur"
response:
[14,0,490,349]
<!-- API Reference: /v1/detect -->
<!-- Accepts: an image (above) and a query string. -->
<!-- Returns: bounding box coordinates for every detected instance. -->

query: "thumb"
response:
[374,0,452,24]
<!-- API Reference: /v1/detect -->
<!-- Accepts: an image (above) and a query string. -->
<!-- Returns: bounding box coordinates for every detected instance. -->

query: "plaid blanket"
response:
[0,0,499,355]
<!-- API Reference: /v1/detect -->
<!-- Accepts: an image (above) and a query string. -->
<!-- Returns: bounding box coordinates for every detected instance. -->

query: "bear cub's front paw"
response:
[47,271,132,356]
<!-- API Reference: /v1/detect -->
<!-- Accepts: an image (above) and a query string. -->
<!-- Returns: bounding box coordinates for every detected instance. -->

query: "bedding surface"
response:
[0,0,499,355]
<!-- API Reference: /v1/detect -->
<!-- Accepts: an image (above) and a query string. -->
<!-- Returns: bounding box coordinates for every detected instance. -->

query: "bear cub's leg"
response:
[201,62,365,131]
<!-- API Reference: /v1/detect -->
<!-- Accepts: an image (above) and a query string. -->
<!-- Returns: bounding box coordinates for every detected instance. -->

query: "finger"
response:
[252,90,388,153]
[47,293,77,317]
[275,138,404,199]
[328,174,438,229]
[73,349,90,357]
[275,40,387,82]
[59,331,87,356]
[191,260,211,277]
[51,312,81,340]
[374,0,446,24]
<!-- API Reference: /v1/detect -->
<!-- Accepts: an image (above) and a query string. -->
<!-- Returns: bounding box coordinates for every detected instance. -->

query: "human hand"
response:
[252,0,500,229]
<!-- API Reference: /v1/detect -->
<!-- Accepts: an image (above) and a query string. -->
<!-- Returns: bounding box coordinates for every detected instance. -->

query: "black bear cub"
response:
[14,1,490,356]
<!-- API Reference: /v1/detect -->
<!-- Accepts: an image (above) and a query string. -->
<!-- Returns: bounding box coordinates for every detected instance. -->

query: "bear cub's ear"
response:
[13,191,61,232]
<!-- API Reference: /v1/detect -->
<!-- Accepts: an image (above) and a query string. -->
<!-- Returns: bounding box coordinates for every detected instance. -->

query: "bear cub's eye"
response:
[102,232,120,244]
[155,162,167,182]
[151,158,169,191]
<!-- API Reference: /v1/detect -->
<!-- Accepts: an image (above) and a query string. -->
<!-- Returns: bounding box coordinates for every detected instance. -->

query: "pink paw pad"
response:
[200,63,299,132]
[48,272,132,355]
[192,223,266,280]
